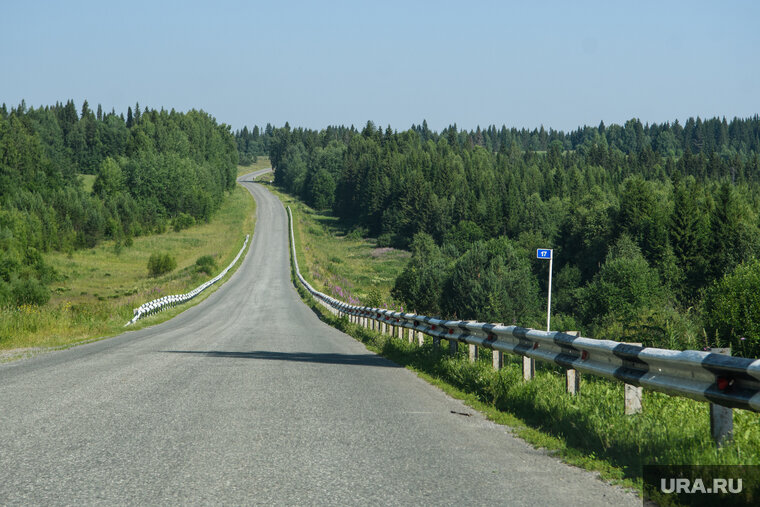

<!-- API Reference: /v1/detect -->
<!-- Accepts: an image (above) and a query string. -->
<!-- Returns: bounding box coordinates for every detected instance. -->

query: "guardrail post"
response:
[565,331,581,395]
[710,347,733,447]
[624,342,643,415]
[449,338,458,355]
[492,350,503,369]
[523,356,535,381]
[465,321,478,362]
[417,329,424,346]
[490,323,503,370]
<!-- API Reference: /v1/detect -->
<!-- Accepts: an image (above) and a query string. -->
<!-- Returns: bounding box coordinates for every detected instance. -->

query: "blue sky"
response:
[2,0,758,132]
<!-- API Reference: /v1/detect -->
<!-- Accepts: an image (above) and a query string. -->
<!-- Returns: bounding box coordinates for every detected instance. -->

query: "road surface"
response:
[0,170,638,505]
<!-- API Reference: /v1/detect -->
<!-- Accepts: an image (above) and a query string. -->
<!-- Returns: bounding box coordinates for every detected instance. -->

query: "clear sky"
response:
[2,0,758,132]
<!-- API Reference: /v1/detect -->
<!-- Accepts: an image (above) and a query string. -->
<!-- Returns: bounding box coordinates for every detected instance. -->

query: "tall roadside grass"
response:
[0,184,255,358]
[281,189,760,495]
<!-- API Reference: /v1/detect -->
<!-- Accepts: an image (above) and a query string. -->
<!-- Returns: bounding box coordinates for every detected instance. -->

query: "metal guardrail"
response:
[287,207,760,414]
[125,234,250,326]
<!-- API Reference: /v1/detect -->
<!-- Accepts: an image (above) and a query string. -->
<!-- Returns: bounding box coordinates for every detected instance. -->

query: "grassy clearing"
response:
[78,173,97,193]
[280,189,760,497]
[237,156,271,178]
[0,184,255,357]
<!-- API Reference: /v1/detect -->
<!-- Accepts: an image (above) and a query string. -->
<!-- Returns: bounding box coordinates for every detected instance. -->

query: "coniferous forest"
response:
[0,100,237,307]
[5,101,760,358]
[266,117,760,357]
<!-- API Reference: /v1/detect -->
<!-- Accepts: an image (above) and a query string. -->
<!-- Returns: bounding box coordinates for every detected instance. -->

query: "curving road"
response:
[0,171,638,505]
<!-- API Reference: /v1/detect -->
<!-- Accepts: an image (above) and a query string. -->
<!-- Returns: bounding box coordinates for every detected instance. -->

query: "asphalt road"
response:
[0,170,639,506]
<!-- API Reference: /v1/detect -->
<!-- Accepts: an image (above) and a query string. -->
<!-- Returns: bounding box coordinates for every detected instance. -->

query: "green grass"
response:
[78,173,97,193]
[237,156,271,179]
[0,184,256,357]
[279,188,760,497]
[254,171,274,183]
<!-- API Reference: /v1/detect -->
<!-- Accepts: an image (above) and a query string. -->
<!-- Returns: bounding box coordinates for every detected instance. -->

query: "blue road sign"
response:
[537,248,552,259]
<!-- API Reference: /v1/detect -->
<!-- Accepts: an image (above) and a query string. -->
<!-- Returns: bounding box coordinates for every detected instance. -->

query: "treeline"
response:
[234,124,275,165]
[268,117,760,357]
[410,116,760,156]
[0,100,237,306]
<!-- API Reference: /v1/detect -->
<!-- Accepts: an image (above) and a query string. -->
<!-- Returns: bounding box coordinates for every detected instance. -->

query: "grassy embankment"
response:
[269,176,760,495]
[0,170,258,359]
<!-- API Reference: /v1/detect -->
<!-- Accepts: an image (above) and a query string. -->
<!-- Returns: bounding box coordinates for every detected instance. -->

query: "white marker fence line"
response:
[287,207,760,444]
[125,234,250,326]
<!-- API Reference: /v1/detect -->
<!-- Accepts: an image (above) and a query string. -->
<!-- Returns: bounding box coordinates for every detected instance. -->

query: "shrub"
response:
[195,255,217,275]
[346,227,368,240]
[0,281,13,307]
[11,277,50,306]
[702,258,760,357]
[376,233,393,247]
[172,212,196,232]
[443,237,539,323]
[148,252,177,276]
[363,287,383,308]
[578,235,666,326]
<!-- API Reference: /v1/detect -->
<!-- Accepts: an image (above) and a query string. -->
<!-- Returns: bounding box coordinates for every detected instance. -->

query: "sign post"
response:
[536,248,553,332]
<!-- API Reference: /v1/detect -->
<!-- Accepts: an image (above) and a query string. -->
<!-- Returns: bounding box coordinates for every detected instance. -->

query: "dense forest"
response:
[267,116,760,357]
[0,100,238,307]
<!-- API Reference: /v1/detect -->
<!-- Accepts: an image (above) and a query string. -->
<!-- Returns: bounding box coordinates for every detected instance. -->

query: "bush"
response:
[0,281,13,307]
[172,212,196,232]
[702,258,760,357]
[363,287,383,308]
[346,227,368,240]
[148,252,177,276]
[578,236,666,326]
[195,255,217,275]
[376,233,393,247]
[443,237,539,323]
[11,277,50,306]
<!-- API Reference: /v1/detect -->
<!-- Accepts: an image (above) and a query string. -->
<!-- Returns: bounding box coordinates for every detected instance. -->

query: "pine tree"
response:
[670,176,709,299]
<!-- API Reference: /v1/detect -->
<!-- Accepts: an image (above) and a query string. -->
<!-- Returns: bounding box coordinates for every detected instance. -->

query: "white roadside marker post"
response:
[529,248,553,381]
